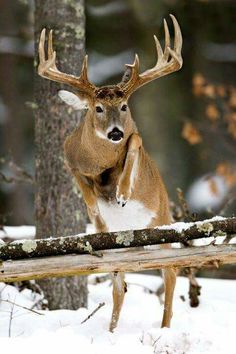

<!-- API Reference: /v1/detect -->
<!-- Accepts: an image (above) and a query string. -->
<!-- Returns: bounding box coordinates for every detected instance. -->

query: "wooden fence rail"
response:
[0,217,235,282]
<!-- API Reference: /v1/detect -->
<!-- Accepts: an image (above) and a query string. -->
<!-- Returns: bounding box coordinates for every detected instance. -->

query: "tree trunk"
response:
[34,0,88,310]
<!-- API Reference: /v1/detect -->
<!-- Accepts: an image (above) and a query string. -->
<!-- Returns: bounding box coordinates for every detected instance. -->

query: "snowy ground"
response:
[0,274,235,354]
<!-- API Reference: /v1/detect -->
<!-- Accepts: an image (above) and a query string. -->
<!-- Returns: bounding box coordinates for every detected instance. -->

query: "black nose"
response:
[107,127,124,141]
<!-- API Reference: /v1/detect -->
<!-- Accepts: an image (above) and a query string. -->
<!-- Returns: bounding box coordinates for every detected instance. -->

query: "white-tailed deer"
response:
[38,15,183,332]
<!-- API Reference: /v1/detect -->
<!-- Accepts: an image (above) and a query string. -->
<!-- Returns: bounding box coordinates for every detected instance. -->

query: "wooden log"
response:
[0,217,235,261]
[1,244,236,283]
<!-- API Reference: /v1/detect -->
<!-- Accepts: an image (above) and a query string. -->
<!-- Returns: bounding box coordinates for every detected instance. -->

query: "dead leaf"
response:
[192,73,206,87]
[203,85,215,98]
[182,122,202,145]
[192,74,206,96]
[229,91,236,109]
[216,162,236,187]
[228,121,236,140]
[205,104,220,121]
[207,177,219,196]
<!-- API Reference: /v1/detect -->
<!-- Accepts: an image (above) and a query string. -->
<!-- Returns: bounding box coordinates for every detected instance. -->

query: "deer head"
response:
[38,15,182,144]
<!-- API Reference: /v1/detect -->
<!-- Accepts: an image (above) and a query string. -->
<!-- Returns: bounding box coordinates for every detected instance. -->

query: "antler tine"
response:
[48,29,58,70]
[170,14,182,54]
[38,28,96,95]
[120,15,183,97]
[154,35,164,64]
[163,19,170,61]
[120,54,140,91]
[80,55,89,81]
[38,28,46,66]
[125,54,140,78]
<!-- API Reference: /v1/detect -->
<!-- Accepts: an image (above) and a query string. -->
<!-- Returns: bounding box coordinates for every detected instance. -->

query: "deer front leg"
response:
[116,133,142,206]
[70,168,108,232]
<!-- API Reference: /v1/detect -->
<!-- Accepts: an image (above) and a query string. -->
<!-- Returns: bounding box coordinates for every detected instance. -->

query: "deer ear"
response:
[58,90,88,110]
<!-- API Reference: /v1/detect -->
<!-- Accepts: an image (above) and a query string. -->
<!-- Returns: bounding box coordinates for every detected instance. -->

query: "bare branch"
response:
[81,302,105,324]
[1,299,44,316]
[0,159,34,185]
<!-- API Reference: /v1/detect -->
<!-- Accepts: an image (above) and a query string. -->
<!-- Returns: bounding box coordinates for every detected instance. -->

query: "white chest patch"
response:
[97,198,155,232]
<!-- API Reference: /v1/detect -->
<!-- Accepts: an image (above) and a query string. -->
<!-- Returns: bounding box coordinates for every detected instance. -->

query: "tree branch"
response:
[0,217,235,261]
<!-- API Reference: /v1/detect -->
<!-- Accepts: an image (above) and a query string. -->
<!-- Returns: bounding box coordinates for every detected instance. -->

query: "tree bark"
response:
[0,217,235,260]
[34,0,88,310]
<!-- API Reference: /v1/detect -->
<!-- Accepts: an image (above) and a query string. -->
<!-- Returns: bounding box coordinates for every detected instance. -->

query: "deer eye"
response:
[96,106,103,113]
[121,104,127,112]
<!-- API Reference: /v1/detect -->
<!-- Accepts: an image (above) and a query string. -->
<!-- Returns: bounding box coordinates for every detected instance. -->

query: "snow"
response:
[0,226,35,240]
[157,216,226,233]
[0,274,235,354]
[156,216,236,247]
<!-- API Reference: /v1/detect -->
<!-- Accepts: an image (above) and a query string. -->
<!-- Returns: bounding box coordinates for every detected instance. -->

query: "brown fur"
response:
[38,16,183,331]
[64,88,176,331]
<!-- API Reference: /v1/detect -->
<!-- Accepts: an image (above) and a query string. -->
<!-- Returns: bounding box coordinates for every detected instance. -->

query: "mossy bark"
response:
[34,0,88,310]
[1,217,235,260]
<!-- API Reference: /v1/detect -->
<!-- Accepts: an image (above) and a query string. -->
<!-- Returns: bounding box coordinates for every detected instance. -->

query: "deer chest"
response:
[97,198,155,232]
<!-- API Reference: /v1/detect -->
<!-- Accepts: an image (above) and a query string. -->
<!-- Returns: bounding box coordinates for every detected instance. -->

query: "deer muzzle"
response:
[107,127,124,142]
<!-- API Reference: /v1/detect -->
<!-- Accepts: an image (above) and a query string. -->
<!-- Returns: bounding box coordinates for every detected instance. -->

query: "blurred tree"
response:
[34,0,88,310]
[0,0,34,224]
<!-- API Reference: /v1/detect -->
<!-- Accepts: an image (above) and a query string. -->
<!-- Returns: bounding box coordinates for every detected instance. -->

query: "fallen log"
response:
[1,244,236,283]
[0,217,235,261]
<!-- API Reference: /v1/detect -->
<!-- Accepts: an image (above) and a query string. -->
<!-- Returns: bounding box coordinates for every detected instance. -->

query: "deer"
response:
[38,14,183,332]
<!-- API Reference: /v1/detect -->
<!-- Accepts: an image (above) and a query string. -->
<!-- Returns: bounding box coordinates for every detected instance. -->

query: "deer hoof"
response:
[116,187,131,207]
[116,193,127,207]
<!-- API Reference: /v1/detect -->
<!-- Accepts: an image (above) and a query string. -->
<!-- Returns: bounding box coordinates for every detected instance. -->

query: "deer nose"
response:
[107,127,124,142]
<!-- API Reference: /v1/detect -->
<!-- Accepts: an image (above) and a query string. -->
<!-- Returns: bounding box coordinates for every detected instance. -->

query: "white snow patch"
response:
[156,216,230,247]
[157,216,226,233]
[0,274,235,354]
[0,226,35,240]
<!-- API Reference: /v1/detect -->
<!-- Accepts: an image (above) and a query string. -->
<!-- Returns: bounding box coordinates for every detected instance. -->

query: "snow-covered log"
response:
[0,217,235,261]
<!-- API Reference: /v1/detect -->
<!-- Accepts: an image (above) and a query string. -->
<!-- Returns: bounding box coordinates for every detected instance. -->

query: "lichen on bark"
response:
[21,240,37,253]
[196,222,214,235]
[116,231,135,246]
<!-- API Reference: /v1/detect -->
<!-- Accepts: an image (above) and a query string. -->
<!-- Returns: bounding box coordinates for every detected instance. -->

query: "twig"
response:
[0,171,33,184]
[8,299,15,337]
[0,284,7,296]
[81,302,105,324]
[8,161,34,184]
[0,159,34,185]
[1,299,44,315]
[176,187,196,222]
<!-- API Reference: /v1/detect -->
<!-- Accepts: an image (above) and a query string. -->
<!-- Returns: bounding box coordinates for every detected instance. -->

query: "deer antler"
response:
[120,15,183,97]
[38,28,96,96]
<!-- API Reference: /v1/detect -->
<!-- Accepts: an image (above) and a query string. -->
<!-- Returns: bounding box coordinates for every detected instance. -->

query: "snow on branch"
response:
[0,217,235,261]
